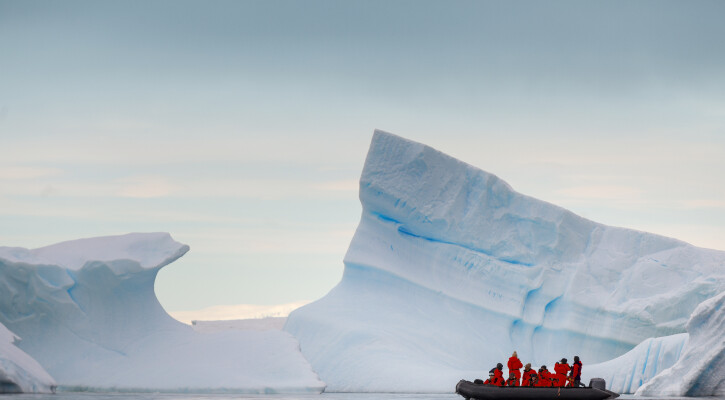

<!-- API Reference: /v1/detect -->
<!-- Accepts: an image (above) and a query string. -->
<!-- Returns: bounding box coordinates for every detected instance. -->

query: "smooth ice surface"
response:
[584,333,687,394]
[285,130,725,392]
[0,322,56,393]
[636,291,725,397]
[0,233,324,393]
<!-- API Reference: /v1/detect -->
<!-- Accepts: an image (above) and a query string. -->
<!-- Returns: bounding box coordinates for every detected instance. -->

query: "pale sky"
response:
[1,0,724,318]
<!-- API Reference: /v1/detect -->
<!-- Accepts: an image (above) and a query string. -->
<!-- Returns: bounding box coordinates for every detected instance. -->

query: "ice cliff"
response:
[0,233,324,393]
[285,130,725,393]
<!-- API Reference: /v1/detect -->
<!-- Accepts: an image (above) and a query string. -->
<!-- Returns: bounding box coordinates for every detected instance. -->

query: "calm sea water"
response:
[3,394,457,400]
[5,393,719,400]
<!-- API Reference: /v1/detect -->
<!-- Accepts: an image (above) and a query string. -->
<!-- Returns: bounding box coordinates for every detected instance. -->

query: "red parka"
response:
[568,361,583,387]
[484,376,505,386]
[554,362,571,387]
[536,369,554,387]
[493,369,505,386]
[521,369,536,387]
[508,356,523,384]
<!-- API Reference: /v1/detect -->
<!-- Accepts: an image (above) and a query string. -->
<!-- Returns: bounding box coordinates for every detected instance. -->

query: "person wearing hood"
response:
[536,365,553,387]
[485,368,505,386]
[521,363,536,387]
[493,362,505,385]
[568,356,584,387]
[554,358,571,387]
[483,370,496,385]
[507,351,523,386]
[506,372,519,387]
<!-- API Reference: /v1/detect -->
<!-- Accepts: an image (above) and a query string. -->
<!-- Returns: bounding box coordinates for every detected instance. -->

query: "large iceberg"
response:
[285,130,725,393]
[0,233,324,393]
[2,131,723,395]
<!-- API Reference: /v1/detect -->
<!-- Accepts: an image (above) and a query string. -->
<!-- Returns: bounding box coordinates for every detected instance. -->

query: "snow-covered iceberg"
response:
[0,233,324,393]
[285,130,725,393]
[0,322,56,393]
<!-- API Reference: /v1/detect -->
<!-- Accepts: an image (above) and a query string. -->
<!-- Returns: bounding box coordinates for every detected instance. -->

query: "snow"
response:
[0,233,324,393]
[0,322,56,393]
[285,130,725,393]
[0,232,187,271]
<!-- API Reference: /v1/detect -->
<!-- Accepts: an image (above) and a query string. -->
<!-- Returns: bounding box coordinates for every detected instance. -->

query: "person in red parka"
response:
[536,366,553,387]
[483,370,496,385]
[506,372,519,387]
[484,368,505,386]
[521,363,536,387]
[554,358,571,387]
[493,363,505,386]
[507,351,523,386]
[568,356,584,387]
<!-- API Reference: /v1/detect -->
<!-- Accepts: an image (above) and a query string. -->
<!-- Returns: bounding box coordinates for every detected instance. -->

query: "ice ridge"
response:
[0,233,324,393]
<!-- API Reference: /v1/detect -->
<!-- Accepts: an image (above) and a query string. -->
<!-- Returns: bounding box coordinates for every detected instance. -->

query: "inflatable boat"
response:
[455,378,619,400]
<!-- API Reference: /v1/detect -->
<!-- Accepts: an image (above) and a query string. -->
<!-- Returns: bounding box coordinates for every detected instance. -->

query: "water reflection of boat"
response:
[455,379,620,400]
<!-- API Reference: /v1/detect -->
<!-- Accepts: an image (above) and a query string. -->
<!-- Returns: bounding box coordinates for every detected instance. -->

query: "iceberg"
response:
[586,291,725,396]
[0,233,324,393]
[285,130,725,393]
[1,131,723,395]
[636,291,725,397]
[583,333,687,394]
[0,322,56,393]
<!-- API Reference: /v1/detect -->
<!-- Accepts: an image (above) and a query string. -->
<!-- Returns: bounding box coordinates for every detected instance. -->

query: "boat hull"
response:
[455,380,619,400]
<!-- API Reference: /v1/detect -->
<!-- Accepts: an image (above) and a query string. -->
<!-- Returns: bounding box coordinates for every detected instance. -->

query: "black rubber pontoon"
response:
[455,379,619,400]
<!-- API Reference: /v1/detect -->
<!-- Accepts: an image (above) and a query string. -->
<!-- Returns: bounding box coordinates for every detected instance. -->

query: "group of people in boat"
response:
[480,351,584,388]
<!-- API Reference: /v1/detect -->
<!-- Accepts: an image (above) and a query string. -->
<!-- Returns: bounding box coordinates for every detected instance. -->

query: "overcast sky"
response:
[1,0,724,318]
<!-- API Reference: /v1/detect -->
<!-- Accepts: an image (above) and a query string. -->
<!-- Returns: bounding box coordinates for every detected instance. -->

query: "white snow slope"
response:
[285,130,725,394]
[0,233,324,393]
[0,322,55,393]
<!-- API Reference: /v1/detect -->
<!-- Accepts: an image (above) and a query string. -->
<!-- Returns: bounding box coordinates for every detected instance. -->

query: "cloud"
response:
[681,199,725,209]
[554,185,645,203]
[117,176,176,198]
[0,172,358,201]
[312,179,359,192]
[180,226,357,256]
[0,166,62,180]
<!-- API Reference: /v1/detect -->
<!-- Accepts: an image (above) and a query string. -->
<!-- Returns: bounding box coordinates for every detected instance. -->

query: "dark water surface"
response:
[5,393,721,400]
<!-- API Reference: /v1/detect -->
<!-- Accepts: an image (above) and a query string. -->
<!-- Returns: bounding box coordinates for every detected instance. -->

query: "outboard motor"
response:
[589,378,619,399]
[589,378,606,390]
